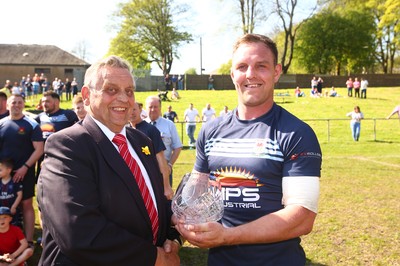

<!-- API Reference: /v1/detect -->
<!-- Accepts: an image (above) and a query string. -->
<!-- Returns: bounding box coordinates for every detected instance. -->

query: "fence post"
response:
[327,119,330,142]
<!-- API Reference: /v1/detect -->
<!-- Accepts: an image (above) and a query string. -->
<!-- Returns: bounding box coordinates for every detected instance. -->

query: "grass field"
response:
[27,87,400,265]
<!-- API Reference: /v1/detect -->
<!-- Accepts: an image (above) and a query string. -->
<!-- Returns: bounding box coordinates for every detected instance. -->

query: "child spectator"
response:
[0,206,33,266]
[294,86,305,97]
[0,159,23,228]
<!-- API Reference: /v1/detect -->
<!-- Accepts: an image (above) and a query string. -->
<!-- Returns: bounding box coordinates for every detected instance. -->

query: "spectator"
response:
[72,96,87,120]
[183,103,200,147]
[163,105,179,123]
[0,158,23,228]
[329,86,338,97]
[171,88,180,100]
[32,74,40,101]
[64,78,72,101]
[311,76,318,91]
[0,207,33,266]
[129,102,173,200]
[353,77,361,98]
[56,78,64,101]
[171,75,178,89]
[317,77,324,94]
[310,87,321,98]
[346,77,353,97]
[346,106,364,141]
[138,102,148,120]
[201,103,216,122]
[178,74,184,90]
[294,86,305,97]
[0,94,44,247]
[0,92,9,119]
[175,33,322,266]
[35,91,78,179]
[71,77,79,97]
[360,78,368,99]
[219,105,231,117]
[208,74,215,90]
[11,82,21,95]
[41,78,50,93]
[145,95,182,187]
[164,74,172,91]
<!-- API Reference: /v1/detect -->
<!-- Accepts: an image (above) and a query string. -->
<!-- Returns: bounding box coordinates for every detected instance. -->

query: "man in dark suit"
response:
[37,55,180,265]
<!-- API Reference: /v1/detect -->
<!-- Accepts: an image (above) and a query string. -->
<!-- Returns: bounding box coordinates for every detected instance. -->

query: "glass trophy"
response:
[172,172,224,224]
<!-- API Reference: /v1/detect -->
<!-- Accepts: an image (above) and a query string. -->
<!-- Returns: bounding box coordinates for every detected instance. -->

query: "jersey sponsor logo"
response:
[290,151,322,160]
[212,167,261,187]
[212,168,262,209]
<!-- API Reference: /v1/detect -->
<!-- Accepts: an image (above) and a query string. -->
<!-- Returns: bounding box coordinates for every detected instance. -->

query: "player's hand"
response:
[175,221,225,249]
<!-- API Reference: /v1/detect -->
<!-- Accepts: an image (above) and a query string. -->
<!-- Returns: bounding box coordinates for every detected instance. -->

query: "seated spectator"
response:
[310,87,321,98]
[294,86,305,97]
[0,207,33,266]
[171,88,180,100]
[157,90,169,101]
[329,86,338,97]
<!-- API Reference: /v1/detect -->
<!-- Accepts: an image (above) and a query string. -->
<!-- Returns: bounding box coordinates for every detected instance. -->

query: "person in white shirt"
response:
[201,103,216,122]
[183,103,200,147]
[219,106,231,117]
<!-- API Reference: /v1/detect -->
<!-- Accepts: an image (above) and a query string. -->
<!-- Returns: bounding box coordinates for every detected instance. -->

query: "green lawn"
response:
[29,87,400,265]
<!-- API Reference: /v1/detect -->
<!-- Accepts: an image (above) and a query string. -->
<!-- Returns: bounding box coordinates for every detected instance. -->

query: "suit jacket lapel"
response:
[81,116,151,225]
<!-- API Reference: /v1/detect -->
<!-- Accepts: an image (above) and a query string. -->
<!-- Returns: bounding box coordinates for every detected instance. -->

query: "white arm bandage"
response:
[282,176,320,213]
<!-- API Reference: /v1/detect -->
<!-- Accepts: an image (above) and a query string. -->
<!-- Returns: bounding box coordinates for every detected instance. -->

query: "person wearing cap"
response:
[0,207,33,266]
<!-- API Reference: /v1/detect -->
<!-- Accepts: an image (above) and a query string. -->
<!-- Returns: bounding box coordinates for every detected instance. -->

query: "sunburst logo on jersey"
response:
[212,166,262,187]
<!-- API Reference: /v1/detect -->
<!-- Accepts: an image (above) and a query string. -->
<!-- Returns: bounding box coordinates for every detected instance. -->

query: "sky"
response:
[0,0,316,76]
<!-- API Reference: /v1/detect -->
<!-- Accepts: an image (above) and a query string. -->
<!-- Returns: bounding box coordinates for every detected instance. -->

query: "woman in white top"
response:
[346,106,364,141]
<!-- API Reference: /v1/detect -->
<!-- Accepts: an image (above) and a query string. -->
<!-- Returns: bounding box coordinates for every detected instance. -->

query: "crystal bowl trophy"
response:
[172,172,224,224]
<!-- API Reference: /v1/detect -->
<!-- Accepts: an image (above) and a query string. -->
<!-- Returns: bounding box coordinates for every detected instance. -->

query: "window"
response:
[35,68,51,74]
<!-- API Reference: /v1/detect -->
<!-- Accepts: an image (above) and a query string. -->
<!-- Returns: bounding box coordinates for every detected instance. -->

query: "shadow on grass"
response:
[368,139,400,144]
[179,246,208,266]
[306,258,328,266]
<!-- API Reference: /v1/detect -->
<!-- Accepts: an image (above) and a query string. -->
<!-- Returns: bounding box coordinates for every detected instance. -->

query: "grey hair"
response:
[84,55,135,89]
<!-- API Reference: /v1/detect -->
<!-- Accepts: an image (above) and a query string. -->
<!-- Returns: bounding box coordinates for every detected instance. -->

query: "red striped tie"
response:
[112,134,159,244]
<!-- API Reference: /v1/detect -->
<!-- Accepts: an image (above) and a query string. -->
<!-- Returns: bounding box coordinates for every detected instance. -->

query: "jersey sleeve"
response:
[281,124,322,177]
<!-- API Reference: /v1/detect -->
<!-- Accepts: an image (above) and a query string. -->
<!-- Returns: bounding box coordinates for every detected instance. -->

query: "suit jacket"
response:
[37,115,170,266]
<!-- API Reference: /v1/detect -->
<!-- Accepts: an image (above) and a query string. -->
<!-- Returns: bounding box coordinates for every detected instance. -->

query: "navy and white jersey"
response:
[35,109,78,140]
[195,103,322,266]
[0,116,43,168]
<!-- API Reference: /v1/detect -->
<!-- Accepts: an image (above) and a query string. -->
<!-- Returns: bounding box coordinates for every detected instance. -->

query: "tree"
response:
[217,59,232,74]
[72,40,90,61]
[325,0,400,73]
[272,0,317,74]
[113,0,192,75]
[369,0,400,73]
[295,11,375,75]
[185,68,197,75]
[107,32,151,70]
[237,0,265,34]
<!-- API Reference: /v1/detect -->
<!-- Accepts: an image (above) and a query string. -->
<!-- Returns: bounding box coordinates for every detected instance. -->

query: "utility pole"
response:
[200,37,205,75]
